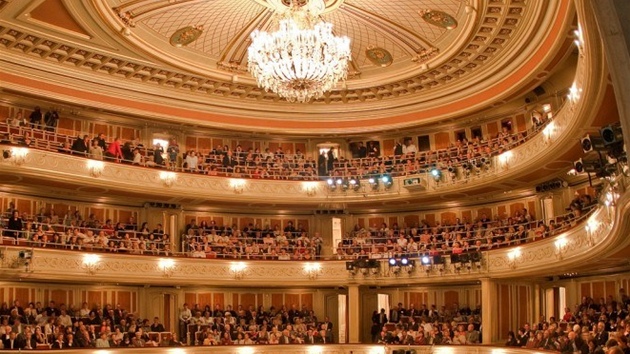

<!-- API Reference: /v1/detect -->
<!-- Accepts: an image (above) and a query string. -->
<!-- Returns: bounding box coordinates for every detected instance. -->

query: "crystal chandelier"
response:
[247,0,351,103]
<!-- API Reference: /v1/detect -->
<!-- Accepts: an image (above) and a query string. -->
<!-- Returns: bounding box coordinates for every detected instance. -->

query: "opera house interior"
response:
[0,0,629,353]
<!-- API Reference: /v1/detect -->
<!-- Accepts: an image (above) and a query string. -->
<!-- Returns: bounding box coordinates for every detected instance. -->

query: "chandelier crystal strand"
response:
[247,0,351,103]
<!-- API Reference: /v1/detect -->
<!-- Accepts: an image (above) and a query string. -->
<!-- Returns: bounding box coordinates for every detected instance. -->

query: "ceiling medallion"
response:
[170,25,204,47]
[365,46,393,67]
[419,10,458,30]
[247,0,351,103]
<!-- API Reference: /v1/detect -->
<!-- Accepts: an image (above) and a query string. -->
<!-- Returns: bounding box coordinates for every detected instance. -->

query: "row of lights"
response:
[82,255,323,280]
[326,174,393,192]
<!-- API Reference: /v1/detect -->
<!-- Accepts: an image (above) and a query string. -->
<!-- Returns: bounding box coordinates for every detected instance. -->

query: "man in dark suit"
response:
[71,135,90,155]
[593,321,609,349]
[304,329,317,344]
[51,334,66,349]
[3,331,25,350]
[222,150,237,172]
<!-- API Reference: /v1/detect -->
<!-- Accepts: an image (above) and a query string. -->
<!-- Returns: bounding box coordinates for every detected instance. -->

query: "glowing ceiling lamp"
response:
[247,0,351,103]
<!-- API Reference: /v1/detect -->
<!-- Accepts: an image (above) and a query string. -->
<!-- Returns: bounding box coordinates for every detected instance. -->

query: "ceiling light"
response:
[247,0,351,103]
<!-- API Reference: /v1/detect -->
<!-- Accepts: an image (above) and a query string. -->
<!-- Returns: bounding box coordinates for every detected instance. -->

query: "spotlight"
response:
[381,174,393,189]
[574,159,584,173]
[336,178,343,185]
[327,178,337,191]
[581,134,605,153]
[601,125,623,146]
[400,257,409,266]
[349,178,361,191]
[368,177,379,190]
[421,256,430,265]
[430,168,441,182]
[388,258,397,266]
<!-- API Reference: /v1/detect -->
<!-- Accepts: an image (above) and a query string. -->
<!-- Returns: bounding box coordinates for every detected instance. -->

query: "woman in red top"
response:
[105,137,123,162]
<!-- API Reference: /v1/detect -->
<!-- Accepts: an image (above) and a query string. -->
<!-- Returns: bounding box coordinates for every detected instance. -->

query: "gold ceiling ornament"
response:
[247,0,351,103]
[365,46,393,67]
[170,25,204,47]
[419,9,458,30]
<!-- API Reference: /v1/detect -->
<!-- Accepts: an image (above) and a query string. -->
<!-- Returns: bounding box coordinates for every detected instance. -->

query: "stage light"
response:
[430,168,441,181]
[400,257,409,266]
[421,256,430,265]
[349,178,361,191]
[368,177,379,190]
[381,174,393,189]
[388,258,397,266]
[327,178,334,185]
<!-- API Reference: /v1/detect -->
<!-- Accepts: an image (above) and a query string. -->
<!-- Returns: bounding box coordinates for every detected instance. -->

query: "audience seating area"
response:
[0,301,177,349]
[506,295,630,353]
[370,303,481,345]
[1,108,551,181]
[0,192,596,263]
[179,303,333,345]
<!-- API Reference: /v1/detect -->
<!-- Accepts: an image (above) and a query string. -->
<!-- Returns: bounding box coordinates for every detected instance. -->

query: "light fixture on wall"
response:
[159,171,177,187]
[247,0,351,103]
[498,151,513,169]
[230,179,246,194]
[158,258,176,277]
[506,248,522,269]
[230,262,247,279]
[302,181,318,196]
[567,82,581,102]
[554,237,569,260]
[82,254,102,275]
[86,159,104,178]
[9,147,29,165]
[542,121,556,143]
[303,262,322,279]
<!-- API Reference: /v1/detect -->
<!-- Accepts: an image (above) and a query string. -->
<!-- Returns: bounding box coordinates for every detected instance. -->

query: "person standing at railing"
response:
[6,210,23,240]
[28,106,42,129]
[105,137,123,162]
[167,139,179,170]
[71,135,90,156]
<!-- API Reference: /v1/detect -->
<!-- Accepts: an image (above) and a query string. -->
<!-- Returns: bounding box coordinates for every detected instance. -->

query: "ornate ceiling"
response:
[0,0,574,133]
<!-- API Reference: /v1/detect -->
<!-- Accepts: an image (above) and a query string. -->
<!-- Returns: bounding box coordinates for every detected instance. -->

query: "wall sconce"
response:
[10,147,29,165]
[554,237,569,259]
[507,248,522,269]
[230,179,246,194]
[86,159,104,178]
[82,254,102,274]
[302,182,318,197]
[303,262,322,279]
[498,151,513,169]
[158,258,176,277]
[583,217,601,246]
[159,171,177,187]
[567,82,581,102]
[542,121,555,142]
[230,262,247,279]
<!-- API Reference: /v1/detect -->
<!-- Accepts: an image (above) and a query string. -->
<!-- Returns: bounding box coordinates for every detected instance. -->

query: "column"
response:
[480,277,498,344]
[348,285,361,343]
[533,283,541,325]
[590,0,630,141]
